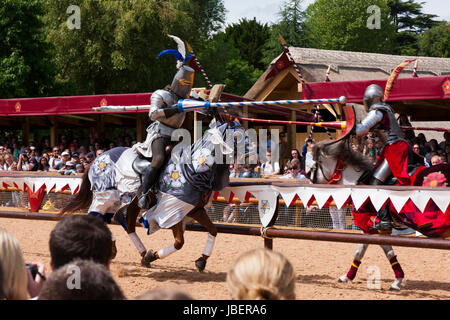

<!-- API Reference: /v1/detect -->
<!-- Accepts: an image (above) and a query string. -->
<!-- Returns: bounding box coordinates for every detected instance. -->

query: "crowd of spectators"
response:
[0,215,295,300]
[0,132,136,175]
[228,114,449,182]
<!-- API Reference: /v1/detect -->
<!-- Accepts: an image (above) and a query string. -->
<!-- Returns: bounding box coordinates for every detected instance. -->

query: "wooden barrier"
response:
[0,210,448,250]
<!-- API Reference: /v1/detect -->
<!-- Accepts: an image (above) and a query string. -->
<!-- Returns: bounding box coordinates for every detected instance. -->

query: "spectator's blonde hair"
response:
[0,227,28,300]
[227,248,296,300]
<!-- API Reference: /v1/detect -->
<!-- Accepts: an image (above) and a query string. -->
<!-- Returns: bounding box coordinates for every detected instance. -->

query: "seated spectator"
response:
[49,215,113,270]
[261,150,280,176]
[96,149,105,157]
[58,161,77,175]
[4,153,16,171]
[0,155,4,170]
[17,153,35,171]
[431,154,444,166]
[38,259,125,300]
[230,163,244,178]
[51,151,70,171]
[0,227,46,299]
[37,156,50,172]
[304,141,316,176]
[281,159,309,181]
[240,164,260,178]
[227,248,296,300]
[439,132,450,152]
[75,164,84,174]
[287,149,303,169]
[136,288,193,300]
[86,152,95,163]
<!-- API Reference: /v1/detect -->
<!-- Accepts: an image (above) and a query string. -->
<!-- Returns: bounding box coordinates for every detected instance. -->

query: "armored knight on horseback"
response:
[355,84,423,230]
[131,35,207,210]
[132,64,198,209]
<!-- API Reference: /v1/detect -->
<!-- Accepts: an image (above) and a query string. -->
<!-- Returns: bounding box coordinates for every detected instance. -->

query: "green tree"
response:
[224,58,262,96]
[303,0,395,53]
[224,18,270,71]
[0,0,56,98]
[45,0,226,95]
[387,0,438,55]
[418,21,450,58]
[263,0,308,65]
[194,32,262,95]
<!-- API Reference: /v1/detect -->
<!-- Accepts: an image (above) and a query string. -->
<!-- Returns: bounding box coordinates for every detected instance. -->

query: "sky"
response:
[224,0,450,26]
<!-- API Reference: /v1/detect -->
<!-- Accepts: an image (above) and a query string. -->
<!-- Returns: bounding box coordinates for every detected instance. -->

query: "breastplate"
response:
[370,103,405,145]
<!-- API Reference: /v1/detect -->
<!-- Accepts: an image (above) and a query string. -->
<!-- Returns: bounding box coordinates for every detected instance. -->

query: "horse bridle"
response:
[311,156,332,184]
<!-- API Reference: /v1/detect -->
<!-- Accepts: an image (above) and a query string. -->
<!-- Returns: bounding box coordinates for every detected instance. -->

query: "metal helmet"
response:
[170,65,195,99]
[363,84,384,109]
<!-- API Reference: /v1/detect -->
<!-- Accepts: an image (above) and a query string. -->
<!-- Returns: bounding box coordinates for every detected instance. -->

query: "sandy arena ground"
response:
[1,217,449,300]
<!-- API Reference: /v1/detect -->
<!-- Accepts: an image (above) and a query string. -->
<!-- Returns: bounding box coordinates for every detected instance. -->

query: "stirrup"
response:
[370,220,392,231]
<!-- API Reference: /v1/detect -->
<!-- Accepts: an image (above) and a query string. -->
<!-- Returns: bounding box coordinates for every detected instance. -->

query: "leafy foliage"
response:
[418,21,450,58]
[0,0,56,98]
[303,0,396,53]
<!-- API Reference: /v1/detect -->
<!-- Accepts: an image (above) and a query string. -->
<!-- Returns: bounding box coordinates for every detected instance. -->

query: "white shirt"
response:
[281,172,309,181]
[261,161,280,175]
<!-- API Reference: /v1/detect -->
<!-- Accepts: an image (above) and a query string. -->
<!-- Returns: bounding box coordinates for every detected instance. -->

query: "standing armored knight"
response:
[355,84,423,230]
[132,65,197,209]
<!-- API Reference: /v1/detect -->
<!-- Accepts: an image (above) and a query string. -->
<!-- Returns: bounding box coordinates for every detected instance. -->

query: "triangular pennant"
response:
[310,188,332,209]
[296,187,314,208]
[33,180,46,193]
[16,179,26,191]
[369,189,390,212]
[55,179,68,192]
[273,186,300,208]
[350,188,372,211]
[410,190,431,213]
[219,187,233,203]
[68,180,81,195]
[330,189,352,209]
[45,180,56,194]
[1,178,15,188]
[232,187,249,203]
[388,191,411,213]
[429,191,450,213]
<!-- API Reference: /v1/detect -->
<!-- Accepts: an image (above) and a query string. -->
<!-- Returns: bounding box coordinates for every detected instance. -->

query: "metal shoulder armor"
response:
[149,89,177,121]
[355,109,383,136]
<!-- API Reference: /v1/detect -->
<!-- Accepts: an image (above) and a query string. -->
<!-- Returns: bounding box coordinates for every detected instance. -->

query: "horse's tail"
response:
[60,168,93,214]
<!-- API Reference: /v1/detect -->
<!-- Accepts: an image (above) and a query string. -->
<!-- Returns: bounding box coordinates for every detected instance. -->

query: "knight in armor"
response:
[132,65,198,209]
[355,84,423,230]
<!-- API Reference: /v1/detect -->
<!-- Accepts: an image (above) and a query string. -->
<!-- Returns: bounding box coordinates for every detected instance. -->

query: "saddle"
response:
[132,144,175,177]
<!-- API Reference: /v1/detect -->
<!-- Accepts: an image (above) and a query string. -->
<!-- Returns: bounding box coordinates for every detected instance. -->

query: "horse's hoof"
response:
[338,275,352,284]
[141,259,151,268]
[389,278,405,291]
[143,249,158,265]
[195,257,207,272]
[111,240,117,260]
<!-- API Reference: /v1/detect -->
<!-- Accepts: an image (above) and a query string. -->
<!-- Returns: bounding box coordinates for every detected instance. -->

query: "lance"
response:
[237,117,347,130]
[92,96,346,112]
[278,34,333,140]
[237,116,450,133]
[185,41,213,89]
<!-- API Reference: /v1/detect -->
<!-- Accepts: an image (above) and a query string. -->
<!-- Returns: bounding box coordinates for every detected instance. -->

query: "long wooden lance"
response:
[237,117,347,130]
[278,34,333,140]
[185,41,213,89]
[237,116,450,133]
[92,96,347,113]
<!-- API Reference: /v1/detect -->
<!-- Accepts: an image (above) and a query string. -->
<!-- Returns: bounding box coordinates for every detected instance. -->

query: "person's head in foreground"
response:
[226,248,296,300]
[38,259,125,300]
[49,215,112,270]
[135,288,193,300]
[0,227,28,300]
